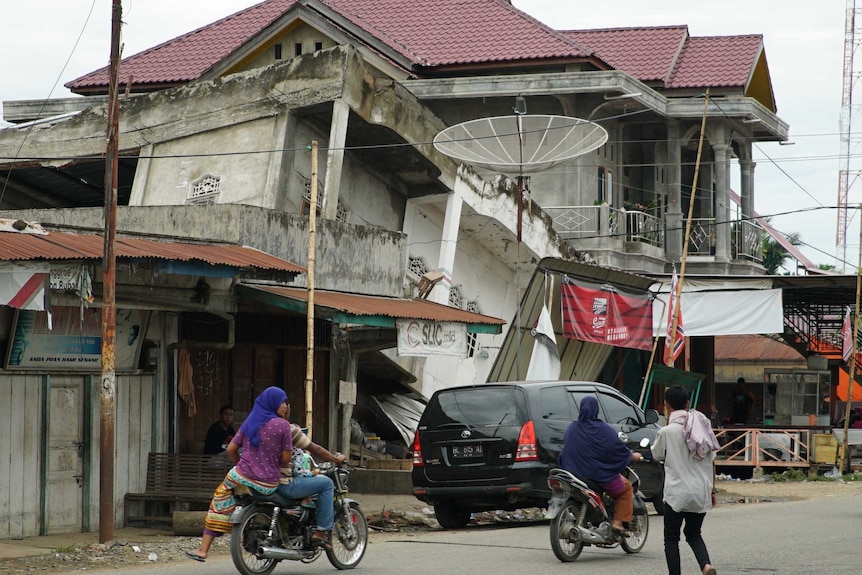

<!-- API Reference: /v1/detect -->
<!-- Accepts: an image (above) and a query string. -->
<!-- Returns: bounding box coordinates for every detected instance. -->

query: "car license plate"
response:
[451,444,483,458]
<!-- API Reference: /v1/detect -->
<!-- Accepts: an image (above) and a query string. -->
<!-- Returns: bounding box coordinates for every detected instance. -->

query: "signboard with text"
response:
[6,306,149,370]
[396,319,467,358]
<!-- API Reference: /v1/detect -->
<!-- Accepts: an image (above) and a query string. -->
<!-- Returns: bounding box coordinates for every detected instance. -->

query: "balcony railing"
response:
[623,209,663,247]
[543,205,661,248]
[686,217,715,255]
[733,219,763,262]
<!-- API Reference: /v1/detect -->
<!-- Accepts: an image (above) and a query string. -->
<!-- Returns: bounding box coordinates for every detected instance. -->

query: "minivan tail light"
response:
[411,430,424,467]
[515,420,538,461]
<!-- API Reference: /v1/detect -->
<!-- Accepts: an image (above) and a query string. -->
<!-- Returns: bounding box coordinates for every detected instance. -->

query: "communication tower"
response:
[837,0,862,268]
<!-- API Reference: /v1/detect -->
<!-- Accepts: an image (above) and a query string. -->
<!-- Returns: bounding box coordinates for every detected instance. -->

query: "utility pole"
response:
[305,142,318,438]
[99,0,122,543]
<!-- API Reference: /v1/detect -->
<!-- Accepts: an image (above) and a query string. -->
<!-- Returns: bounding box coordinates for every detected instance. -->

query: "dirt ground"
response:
[2,478,861,575]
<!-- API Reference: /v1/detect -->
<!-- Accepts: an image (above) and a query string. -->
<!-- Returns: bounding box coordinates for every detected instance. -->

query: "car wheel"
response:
[433,501,470,529]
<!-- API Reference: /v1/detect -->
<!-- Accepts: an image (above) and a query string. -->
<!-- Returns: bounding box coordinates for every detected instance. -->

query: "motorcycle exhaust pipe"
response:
[257,546,310,560]
[576,526,607,544]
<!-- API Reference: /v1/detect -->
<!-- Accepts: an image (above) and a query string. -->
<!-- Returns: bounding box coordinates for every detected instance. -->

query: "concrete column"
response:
[713,143,731,262]
[665,121,683,262]
[128,144,154,206]
[740,158,755,220]
[263,111,296,210]
[322,99,350,220]
[429,181,464,306]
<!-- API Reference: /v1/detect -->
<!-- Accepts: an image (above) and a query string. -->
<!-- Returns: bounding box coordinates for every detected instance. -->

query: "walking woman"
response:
[651,385,719,575]
[185,386,293,562]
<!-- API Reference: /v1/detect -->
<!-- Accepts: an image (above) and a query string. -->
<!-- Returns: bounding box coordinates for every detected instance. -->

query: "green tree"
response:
[762,231,802,275]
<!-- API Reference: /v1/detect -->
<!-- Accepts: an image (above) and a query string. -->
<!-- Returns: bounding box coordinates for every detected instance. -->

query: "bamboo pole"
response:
[305,142,318,439]
[838,203,862,473]
[666,89,710,366]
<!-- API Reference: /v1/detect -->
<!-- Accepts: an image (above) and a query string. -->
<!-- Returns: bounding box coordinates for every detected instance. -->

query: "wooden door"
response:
[46,376,84,534]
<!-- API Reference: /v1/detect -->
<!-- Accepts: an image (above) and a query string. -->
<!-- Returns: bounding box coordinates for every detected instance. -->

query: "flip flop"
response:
[184,550,206,563]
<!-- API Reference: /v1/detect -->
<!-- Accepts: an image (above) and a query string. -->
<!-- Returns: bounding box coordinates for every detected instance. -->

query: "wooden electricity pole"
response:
[99,0,122,544]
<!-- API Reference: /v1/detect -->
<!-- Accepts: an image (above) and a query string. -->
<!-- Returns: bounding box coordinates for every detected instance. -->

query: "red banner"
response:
[561,279,654,351]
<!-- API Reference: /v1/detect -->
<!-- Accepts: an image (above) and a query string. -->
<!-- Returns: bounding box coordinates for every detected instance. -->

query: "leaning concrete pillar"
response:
[322,99,350,221]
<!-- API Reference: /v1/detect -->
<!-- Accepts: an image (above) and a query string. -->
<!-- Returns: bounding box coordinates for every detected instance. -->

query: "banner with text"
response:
[561,277,653,351]
[397,319,467,358]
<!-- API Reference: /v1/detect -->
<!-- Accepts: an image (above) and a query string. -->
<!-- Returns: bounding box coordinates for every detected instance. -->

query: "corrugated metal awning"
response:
[237,284,505,333]
[0,228,305,274]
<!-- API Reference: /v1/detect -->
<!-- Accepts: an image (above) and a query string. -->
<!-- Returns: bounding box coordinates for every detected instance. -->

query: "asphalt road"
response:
[73,495,862,575]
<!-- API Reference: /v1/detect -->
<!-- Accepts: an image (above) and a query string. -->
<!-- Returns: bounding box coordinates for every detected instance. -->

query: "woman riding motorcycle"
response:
[559,396,644,536]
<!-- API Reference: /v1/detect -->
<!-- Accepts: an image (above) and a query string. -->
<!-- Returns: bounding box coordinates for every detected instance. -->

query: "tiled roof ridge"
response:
[693,33,763,40]
[559,24,688,33]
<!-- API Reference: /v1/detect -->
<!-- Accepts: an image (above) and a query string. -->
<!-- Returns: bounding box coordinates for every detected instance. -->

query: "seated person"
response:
[559,396,644,536]
[203,405,236,455]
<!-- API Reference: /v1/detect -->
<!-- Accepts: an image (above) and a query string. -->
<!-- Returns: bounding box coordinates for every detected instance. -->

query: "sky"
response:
[0,1,849,271]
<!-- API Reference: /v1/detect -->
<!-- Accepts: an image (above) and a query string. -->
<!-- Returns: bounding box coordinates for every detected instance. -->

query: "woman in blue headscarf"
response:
[559,396,644,535]
[186,386,292,562]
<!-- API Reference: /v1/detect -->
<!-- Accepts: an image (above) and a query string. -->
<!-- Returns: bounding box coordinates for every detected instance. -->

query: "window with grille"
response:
[465,300,480,358]
[187,174,221,205]
[448,285,464,309]
[406,256,427,281]
[301,179,348,222]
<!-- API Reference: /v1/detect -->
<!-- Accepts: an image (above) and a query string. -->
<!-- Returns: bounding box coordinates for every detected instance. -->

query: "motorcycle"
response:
[546,436,651,562]
[229,458,368,574]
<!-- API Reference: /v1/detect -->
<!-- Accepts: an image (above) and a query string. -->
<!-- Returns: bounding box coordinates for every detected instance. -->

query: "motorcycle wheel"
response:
[549,501,584,562]
[230,507,281,575]
[326,503,368,570]
[620,510,649,553]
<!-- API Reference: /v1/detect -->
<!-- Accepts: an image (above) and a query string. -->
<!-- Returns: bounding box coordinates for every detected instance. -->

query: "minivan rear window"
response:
[423,387,527,427]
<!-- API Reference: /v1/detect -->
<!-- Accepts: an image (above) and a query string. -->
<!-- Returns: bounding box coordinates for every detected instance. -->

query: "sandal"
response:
[184,550,206,563]
[311,530,332,550]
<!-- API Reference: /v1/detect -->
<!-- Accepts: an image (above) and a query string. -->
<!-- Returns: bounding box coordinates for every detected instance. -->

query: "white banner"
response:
[397,319,467,357]
[652,288,783,337]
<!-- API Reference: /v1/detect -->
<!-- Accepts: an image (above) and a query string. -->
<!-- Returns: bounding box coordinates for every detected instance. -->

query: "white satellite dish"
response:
[433,114,608,175]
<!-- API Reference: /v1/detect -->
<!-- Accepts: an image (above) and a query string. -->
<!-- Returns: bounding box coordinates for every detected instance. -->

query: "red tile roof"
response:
[565,27,762,90]
[67,0,299,91]
[564,26,688,83]
[0,230,305,273]
[324,0,590,67]
[668,35,762,89]
[65,1,764,97]
[67,0,593,92]
[246,284,506,325]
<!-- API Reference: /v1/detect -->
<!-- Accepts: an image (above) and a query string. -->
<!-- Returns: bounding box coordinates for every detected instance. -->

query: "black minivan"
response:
[411,381,663,529]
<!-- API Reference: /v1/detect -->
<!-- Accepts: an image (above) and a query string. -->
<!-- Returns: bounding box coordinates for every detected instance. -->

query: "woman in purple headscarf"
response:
[558,396,644,536]
[186,386,292,562]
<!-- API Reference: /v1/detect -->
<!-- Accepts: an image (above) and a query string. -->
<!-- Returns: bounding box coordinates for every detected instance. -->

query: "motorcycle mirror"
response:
[639,437,650,448]
[617,431,629,443]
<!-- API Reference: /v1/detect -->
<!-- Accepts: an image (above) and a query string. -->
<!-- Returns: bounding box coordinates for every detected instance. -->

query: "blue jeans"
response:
[276,474,335,530]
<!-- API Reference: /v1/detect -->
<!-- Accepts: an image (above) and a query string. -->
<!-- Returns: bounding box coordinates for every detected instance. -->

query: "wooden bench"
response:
[124,452,233,525]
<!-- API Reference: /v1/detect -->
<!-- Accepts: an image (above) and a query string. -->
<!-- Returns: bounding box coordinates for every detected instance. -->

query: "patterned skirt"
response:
[204,467,278,535]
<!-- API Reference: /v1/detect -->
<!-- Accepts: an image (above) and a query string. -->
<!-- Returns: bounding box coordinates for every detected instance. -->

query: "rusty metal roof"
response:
[243,284,505,326]
[0,229,305,273]
[715,335,804,363]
